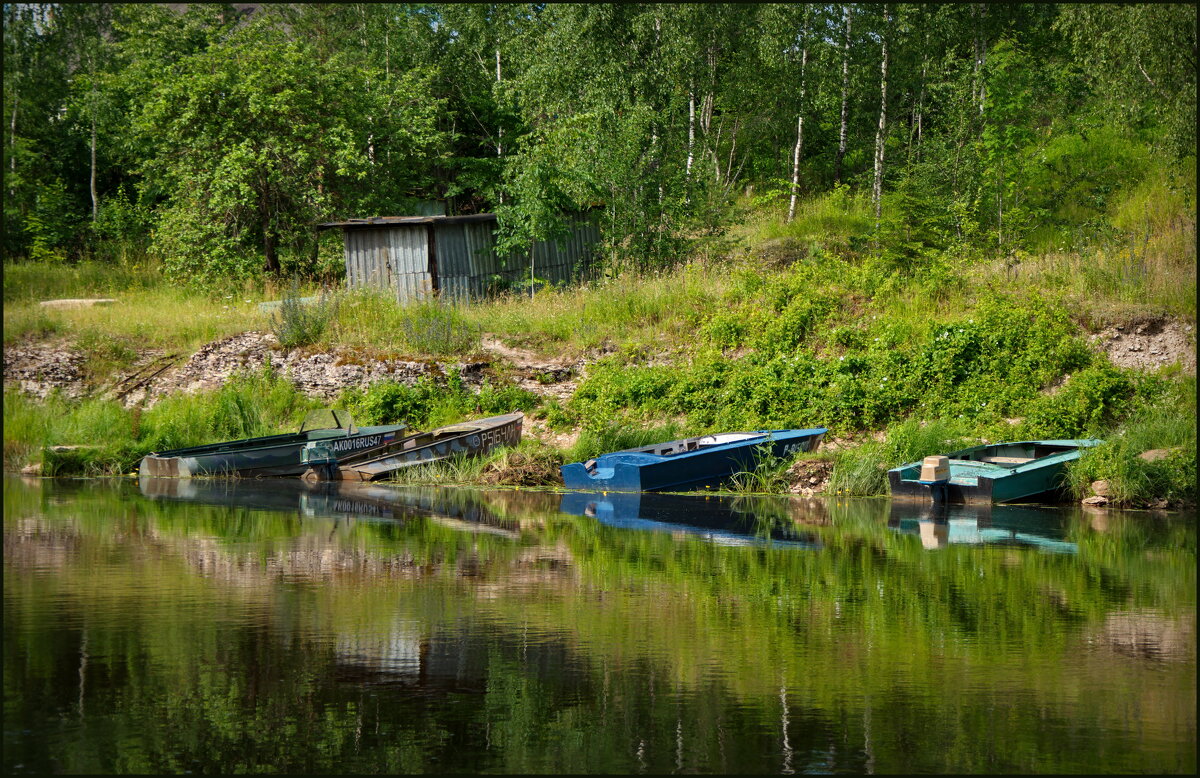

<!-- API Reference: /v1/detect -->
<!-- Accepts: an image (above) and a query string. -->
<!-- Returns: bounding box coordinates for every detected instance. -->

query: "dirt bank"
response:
[3,315,1193,414]
[3,331,583,410]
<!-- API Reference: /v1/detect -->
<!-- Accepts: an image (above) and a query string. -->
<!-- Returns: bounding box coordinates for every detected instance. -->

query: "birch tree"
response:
[835,4,853,186]
[872,6,891,224]
[786,8,810,223]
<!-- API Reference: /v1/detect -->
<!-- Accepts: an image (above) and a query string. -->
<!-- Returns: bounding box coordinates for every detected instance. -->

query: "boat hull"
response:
[560,427,826,493]
[138,424,408,479]
[887,439,1102,505]
[333,413,524,482]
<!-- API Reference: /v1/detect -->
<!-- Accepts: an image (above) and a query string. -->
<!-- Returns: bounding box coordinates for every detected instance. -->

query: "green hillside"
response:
[3,4,1195,506]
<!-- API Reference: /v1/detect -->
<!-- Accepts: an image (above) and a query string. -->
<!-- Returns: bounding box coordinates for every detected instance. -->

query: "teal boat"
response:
[887,439,1102,504]
[138,410,407,479]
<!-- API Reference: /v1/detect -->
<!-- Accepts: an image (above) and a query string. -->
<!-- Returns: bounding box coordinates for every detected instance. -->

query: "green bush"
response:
[270,284,340,349]
[569,292,1104,436]
[339,374,538,430]
[1022,364,1138,439]
[1064,377,1197,506]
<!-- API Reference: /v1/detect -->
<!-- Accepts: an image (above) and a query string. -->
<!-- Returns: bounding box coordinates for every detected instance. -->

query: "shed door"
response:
[344,227,432,304]
[386,227,433,303]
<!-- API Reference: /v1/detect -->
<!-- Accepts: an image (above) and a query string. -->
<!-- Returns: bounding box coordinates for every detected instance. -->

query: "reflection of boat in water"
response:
[139,474,407,520]
[558,491,821,548]
[138,475,531,535]
[887,501,1078,553]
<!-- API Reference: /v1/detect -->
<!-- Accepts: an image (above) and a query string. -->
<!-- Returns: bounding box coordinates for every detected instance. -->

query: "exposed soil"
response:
[479,335,586,404]
[786,458,835,496]
[1088,317,1195,375]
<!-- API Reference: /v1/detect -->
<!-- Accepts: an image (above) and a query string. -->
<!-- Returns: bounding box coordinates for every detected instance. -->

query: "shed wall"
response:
[342,226,432,303]
[340,213,598,304]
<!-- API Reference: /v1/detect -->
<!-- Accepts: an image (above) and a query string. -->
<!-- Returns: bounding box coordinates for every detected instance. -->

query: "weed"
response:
[728,443,795,494]
[339,375,537,431]
[270,283,340,349]
[399,300,480,356]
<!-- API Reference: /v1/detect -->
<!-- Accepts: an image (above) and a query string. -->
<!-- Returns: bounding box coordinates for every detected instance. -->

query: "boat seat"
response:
[978,456,1034,465]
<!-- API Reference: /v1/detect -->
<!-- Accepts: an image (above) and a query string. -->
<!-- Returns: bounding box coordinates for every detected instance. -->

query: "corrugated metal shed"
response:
[318,213,599,304]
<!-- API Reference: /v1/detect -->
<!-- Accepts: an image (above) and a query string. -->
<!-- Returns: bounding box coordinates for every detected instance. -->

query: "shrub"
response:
[270,283,340,349]
[339,374,538,430]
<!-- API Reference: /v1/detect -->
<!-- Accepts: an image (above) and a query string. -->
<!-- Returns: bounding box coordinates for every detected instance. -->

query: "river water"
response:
[4,476,1195,774]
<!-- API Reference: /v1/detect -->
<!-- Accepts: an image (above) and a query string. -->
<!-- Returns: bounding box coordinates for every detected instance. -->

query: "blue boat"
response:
[560,427,827,492]
[887,439,1102,504]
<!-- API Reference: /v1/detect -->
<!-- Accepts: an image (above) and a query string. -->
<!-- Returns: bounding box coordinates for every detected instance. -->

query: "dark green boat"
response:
[138,410,407,479]
[888,439,1102,504]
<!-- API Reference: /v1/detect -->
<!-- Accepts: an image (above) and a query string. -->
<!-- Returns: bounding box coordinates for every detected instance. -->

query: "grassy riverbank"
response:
[4,188,1196,507]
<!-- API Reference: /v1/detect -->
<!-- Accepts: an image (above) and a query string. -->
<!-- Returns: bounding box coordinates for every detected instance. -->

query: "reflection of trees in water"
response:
[5,477,1197,774]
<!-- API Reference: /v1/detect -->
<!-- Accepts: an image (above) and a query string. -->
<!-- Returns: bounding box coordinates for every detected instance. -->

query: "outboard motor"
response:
[301,442,339,482]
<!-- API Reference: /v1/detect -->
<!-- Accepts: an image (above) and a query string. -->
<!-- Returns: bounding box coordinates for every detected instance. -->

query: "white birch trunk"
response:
[495,48,503,157]
[90,111,97,222]
[787,18,810,224]
[836,5,852,185]
[686,87,695,179]
[873,8,890,224]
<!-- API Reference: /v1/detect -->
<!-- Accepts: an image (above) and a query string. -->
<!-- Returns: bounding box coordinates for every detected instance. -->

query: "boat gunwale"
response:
[889,439,1102,482]
[146,422,407,459]
[598,427,828,463]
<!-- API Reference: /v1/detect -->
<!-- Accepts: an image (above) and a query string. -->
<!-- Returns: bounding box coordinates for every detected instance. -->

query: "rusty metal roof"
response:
[317,214,499,231]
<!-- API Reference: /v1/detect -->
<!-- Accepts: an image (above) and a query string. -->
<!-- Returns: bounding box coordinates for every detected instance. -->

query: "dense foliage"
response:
[3,3,1195,282]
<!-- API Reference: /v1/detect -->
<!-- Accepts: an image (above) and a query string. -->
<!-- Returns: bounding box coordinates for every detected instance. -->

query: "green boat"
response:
[138,410,408,479]
[887,439,1102,504]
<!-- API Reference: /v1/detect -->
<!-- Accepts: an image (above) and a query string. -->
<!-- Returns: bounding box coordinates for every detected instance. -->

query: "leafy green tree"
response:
[1056,4,1197,157]
[132,19,445,283]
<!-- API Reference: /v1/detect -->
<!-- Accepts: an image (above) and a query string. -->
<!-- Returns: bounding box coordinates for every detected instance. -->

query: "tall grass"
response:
[381,439,562,487]
[827,419,976,497]
[333,291,480,356]
[737,186,875,248]
[1065,377,1197,506]
[460,266,731,357]
[3,286,269,350]
[564,421,691,464]
[2,259,163,304]
[4,368,322,475]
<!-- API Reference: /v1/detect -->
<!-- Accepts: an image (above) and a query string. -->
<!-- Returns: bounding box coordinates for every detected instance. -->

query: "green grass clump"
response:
[1065,377,1197,507]
[333,292,480,357]
[399,301,480,355]
[5,367,322,476]
[383,439,563,487]
[270,284,340,349]
[339,374,538,430]
[727,443,800,495]
[564,421,690,465]
[827,419,977,497]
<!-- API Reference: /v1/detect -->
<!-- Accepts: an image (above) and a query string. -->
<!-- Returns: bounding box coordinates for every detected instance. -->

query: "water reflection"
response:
[4,477,1195,774]
[887,501,1079,553]
[558,490,823,547]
